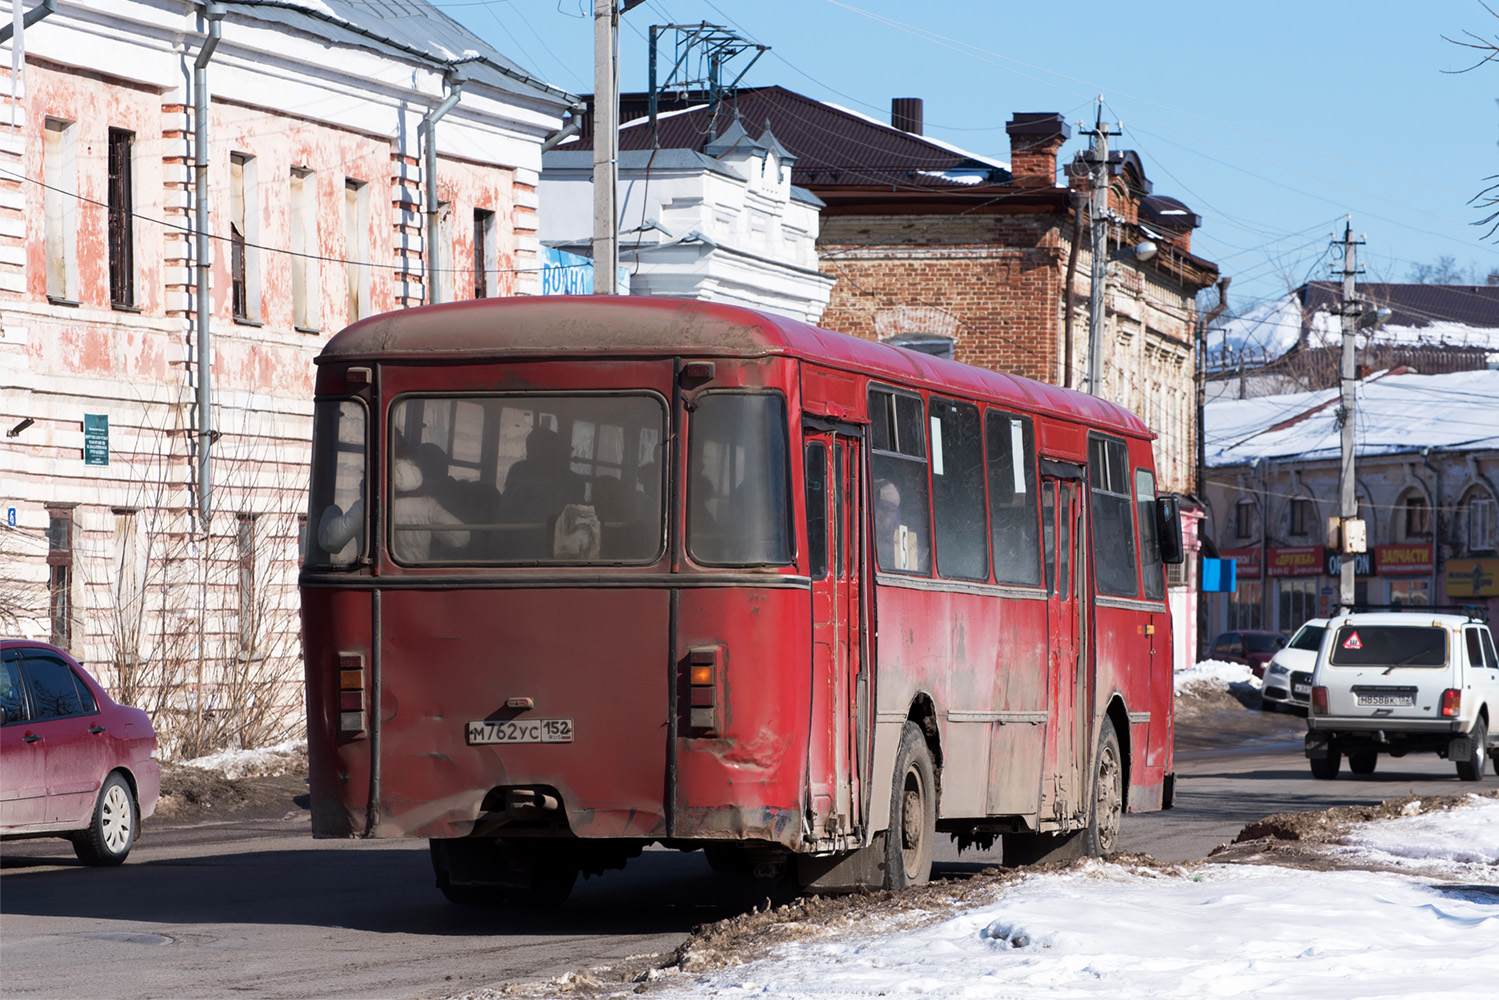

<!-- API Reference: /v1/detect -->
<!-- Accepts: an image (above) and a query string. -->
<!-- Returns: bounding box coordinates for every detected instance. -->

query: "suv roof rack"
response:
[1346,603,1488,622]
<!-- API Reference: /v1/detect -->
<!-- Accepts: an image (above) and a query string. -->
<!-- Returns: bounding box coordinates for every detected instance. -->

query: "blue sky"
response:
[438,0,1499,312]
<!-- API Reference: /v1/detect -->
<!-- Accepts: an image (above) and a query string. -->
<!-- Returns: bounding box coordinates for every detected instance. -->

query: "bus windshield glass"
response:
[307,399,368,568]
[687,393,792,566]
[388,394,665,565]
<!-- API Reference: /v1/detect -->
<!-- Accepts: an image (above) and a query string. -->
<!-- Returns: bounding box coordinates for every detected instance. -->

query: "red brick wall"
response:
[817,212,1066,385]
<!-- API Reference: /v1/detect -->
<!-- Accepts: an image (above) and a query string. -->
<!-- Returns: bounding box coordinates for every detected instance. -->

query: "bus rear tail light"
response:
[338,653,366,736]
[1440,689,1461,718]
[1311,686,1329,715]
[687,646,721,736]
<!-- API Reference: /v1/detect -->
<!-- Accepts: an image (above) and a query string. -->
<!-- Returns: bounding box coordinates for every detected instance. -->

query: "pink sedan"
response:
[1,639,160,864]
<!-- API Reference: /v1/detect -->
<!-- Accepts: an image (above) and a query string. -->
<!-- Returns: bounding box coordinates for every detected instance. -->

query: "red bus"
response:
[300,296,1182,904]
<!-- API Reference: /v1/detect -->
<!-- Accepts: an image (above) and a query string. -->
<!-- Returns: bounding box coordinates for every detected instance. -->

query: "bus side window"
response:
[1089,435,1139,597]
[930,397,988,581]
[985,410,1040,586]
[868,386,930,575]
[1136,468,1166,601]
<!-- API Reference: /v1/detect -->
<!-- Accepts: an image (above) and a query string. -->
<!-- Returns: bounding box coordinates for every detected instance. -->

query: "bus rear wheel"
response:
[1087,723,1123,855]
[883,722,936,890]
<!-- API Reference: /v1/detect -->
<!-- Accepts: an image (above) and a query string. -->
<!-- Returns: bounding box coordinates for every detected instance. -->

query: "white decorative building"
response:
[540,116,834,323]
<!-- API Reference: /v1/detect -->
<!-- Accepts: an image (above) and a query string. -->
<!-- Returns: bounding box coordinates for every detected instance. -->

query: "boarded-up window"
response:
[344,179,370,322]
[474,208,495,298]
[107,128,134,306]
[290,166,318,331]
[43,119,78,301]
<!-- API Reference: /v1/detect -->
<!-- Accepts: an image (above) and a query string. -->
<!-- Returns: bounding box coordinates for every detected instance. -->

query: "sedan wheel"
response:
[73,772,138,866]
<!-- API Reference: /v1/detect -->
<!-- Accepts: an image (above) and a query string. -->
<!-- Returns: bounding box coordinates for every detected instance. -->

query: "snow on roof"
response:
[1206,368,1499,466]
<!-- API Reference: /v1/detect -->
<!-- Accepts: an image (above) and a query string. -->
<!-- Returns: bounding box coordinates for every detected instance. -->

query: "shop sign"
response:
[1268,545,1324,577]
[1374,544,1434,576]
[1446,558,1499,598]
[1220,547,1261,579]
[1325,551,1375,578]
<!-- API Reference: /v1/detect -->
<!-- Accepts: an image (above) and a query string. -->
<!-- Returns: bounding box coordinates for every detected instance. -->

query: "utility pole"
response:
[1334,218,1365,614]
[1081,99,1119,397]
[592,0,618,294]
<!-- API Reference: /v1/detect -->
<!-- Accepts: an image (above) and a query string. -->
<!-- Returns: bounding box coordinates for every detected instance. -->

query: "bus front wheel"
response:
[883,722,936,890]
[1086,723,1123,855]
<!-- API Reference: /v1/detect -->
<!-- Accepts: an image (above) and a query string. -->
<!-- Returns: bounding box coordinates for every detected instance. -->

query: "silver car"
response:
[1260,619,1328,714]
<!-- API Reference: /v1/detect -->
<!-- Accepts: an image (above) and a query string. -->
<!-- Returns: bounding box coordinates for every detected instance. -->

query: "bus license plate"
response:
[1356,694,1413,707]
[466,718,574,745]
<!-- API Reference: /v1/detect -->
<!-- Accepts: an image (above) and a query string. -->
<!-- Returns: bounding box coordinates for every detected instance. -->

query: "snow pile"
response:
[1335,794,1499,872]
[1175,658,1258,695]
[179,739,307,779]
[639,797,1499,999]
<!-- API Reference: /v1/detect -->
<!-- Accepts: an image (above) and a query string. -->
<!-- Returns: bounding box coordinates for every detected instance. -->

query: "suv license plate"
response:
[1356,695,1414,708]
[466,719,574,745]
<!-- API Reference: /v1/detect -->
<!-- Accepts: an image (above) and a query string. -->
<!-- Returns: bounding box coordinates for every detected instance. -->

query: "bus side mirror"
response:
[1157,495,1185,565]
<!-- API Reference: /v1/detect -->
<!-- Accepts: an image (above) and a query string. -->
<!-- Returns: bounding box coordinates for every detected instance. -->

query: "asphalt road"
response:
[1,711,1484,1000]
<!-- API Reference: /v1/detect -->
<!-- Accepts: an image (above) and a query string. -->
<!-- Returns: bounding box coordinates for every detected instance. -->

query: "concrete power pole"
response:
[1335,218,1365,614]
[592,0,618,294]
[1083,100,1120,397]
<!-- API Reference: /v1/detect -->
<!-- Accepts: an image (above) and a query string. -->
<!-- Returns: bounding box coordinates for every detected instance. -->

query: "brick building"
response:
[0,0,571,754]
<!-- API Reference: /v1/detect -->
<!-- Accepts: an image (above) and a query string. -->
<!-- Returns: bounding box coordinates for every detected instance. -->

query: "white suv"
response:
[1305,611,1499,781]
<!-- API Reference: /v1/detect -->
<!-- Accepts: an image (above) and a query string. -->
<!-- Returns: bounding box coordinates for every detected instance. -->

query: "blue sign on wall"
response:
[84,413,109,466]
[539,247,630,295]
[1201,558,1236,593]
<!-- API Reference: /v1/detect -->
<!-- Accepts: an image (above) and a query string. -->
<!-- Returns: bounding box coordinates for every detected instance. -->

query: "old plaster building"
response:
[0,0,571,753]
[1203,369,1499,636]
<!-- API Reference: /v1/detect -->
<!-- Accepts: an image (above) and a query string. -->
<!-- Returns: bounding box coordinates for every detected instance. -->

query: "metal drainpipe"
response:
[423,70,464,304]
[194,2,225,523]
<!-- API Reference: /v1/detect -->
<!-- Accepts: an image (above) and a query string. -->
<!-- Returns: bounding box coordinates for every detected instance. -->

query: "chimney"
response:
[1005,112,1071,187]
[891,97,923,135]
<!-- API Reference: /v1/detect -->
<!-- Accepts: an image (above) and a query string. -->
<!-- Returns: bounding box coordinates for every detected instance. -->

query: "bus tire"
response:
[1086,722,1123,856]
[883,721,936,890]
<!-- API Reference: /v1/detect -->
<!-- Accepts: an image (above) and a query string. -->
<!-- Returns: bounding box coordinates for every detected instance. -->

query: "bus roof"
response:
[320,296,1152,439]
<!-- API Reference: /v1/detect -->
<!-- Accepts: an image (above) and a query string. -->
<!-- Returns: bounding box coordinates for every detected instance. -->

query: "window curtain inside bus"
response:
[687,393,792,566]
[869,387,931,575]
[386,394,665,564]
[1089,436,1139,597]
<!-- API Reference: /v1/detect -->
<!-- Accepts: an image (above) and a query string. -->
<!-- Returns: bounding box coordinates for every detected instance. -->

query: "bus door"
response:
[804,421,868,840]
[1040,465,1089,822]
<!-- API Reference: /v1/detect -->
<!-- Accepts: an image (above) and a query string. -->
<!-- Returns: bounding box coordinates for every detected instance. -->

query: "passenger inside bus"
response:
[390,441,470,562]
[497,427,588,558]
[317,479,364,565]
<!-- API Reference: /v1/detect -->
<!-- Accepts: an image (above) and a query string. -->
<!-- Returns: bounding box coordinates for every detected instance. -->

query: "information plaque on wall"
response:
[84,413,109,466]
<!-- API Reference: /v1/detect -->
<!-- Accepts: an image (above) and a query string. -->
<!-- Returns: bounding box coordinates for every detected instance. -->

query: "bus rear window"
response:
[388,394,665,565]
[1328,626,1445,667]
[307,399,368,568]
[688,393,792,566]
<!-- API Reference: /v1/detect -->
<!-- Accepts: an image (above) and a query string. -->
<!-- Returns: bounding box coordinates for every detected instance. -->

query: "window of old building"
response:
[107,128,135,308]
[886,334,954,360]
[1235,498,1255,539]
[43,118,79,302]
[474,208,495,298]
[290,166,318,331]
[46,508,74,649]
[229,153,260,322]
[344,179,370,322]
[1289,496,1312,536]
[1468,492,1496,552]
[237,514,257,654]
[1402,492,1432,540]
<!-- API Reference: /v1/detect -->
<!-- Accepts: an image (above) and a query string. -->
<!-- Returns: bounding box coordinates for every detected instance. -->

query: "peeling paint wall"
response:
[0,0,569,755]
